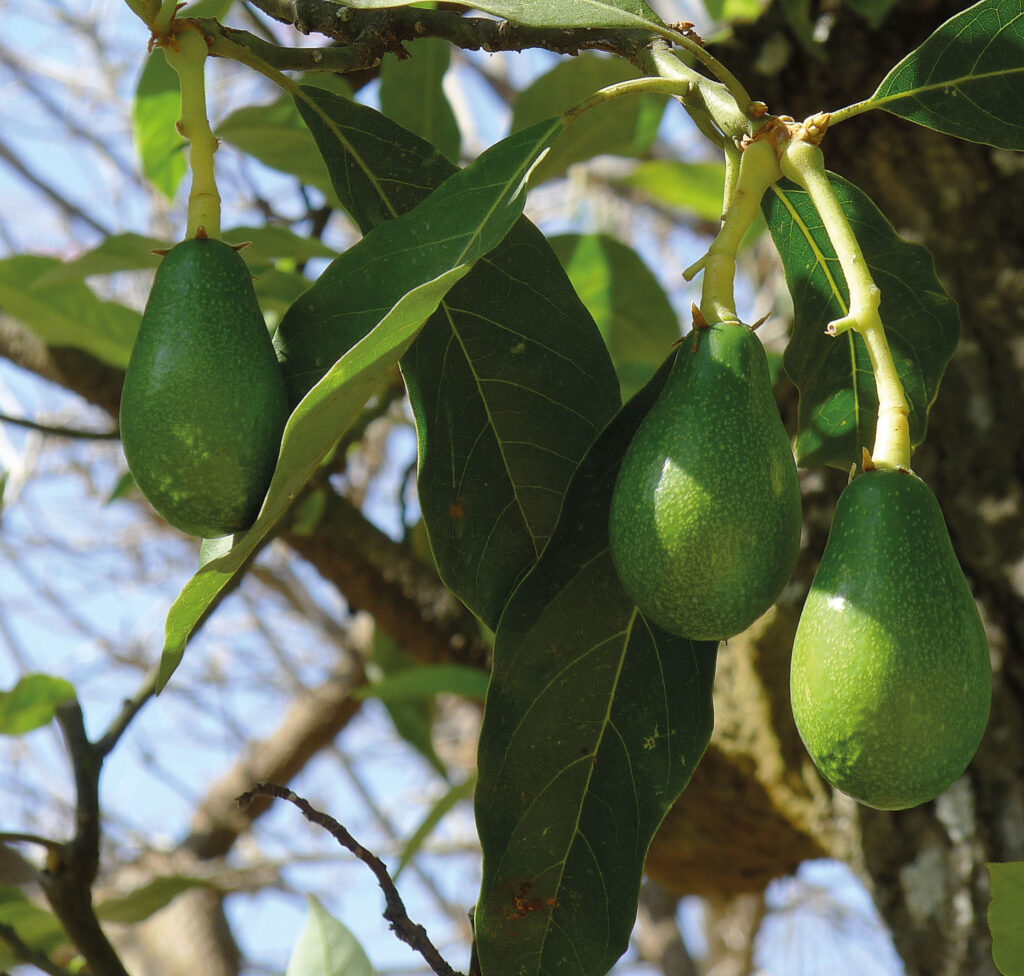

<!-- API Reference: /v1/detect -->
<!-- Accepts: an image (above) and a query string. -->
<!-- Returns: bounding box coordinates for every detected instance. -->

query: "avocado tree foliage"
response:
[1,0,1023,973]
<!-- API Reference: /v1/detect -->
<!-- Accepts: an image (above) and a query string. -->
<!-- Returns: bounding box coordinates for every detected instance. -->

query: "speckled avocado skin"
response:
[120,238,289,538]
[791,469,991,811]
[608,322,802,641]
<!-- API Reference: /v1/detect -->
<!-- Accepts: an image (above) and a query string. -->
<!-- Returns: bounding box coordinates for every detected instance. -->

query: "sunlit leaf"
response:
[0,887,69,969]
[474,356,718,976]
[133,50,185,200]
[614,159,726,222]
[763,173,959,468]
[286,896,375,976]
[0,674,76,735]
[869,0,1024,149]
[989,861,1024,976]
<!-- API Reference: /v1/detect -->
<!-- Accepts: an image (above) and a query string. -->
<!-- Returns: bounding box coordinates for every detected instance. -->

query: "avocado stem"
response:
[779,139,910,471]
[164,23,221,240]
[693,137,781,326]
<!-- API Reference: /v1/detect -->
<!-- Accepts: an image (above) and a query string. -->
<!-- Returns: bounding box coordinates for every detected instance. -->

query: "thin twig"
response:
[0,412,119,440]
[0,921,75,976]
[0,831,62,854]
[94,670,159,759]
[237,783,465,976]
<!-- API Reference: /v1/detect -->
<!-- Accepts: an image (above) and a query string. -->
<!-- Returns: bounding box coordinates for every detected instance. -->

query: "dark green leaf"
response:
[133,50,186,200]
[779,0,826,58]
[379,38,460,163]
[0,256,141,369]
[511,54,667,183]
[366,629,448,780]
[989,862,1024,976]
[614,159,726,222]
[159,117,560,689]
[96,876,209,924]
[355,662,490,703]
[763,173,959,468]
[869,0,1024,149]
[0,887,69,969]
[338,0,664,30]
[286,895,374,976]
[474,357,718,976]
[395,775,476,878]
[845,0,899,28]
[292,89,621,628]
[550,233,680,400]
[0,674,76,735]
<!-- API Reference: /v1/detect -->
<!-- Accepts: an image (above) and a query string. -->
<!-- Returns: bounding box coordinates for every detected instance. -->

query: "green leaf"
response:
[614,159,726,222]
[702,0,768,22]
[37,233,164,285]
[511,54,667,184]
[355,663,490,703]
[286,895,375,976]
[989,862,1024,976]
[222,226,338,268]
[845,0,899,28]
[550,234,680,401]
[474,356,719,976]
[395,775,476,879]
[0,887,69,969]
[0,674,75,735]
[366,629,449,780]
[0,256,141,369]
[133,50,186,200]
[96,876,209,924]
[158,118,560,689]
[337,0,664,30]
[291,89,621,629]
[869,0,1024,149]
[763,173,959,469]
[778,0,826,58]
[379,38,460,163]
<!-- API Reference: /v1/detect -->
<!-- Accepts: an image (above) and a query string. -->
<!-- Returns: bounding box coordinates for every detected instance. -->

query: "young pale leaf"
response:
[474,355,718,976]
[702,0,768,22]
[549,234,680,400]
[511,54,667,184]
[96,876,209,924]
[989,862,1024,975]
[869,0,1024,149]
[293,88,621,629]
[337,0,663,30]
[133,50,186,200]
[379,38,460,163]
[763,174,959,469]
[0,257,140,369]
[0,674,76,735]
[159,118,559,689]
[286,896,375,976]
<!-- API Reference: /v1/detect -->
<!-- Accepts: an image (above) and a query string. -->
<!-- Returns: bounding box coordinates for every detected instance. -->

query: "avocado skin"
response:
[791,469,991,810]
[608,322,801,641]
[120,238,289,538]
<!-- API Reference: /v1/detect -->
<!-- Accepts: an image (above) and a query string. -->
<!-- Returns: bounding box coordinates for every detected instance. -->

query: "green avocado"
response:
[608,322,802,641]
[120,238,289,538]
[791,469,991,810]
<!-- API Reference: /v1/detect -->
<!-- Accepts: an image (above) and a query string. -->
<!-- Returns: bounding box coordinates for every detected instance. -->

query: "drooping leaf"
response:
[511,54,667,184]
[868,0,1024,149]
[133,50,186,200]
[549,233,680,400]
[763,173,959,468]
[159,118,560,689]
[614,159,727,222]
[379,38,460,163]
[0,674,76,735]
[0,887,69,969]
[286,895,375,976]
[0,256,141,369]
[988,862,1024,976]
[292,88,621,629]
[337,0,664,30]
[96,876,209,924]
[365,629,449,780]
[474,356,719,976]
[395,775,476,878]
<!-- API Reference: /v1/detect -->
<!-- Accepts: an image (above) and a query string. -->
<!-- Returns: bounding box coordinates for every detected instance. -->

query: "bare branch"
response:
[0,412,118,440]
[237,783,464,976]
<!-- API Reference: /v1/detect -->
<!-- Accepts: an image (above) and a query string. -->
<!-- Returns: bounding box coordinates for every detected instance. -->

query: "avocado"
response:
[120,238,289,538]
[790,469,991,810]
[608,322,802,641]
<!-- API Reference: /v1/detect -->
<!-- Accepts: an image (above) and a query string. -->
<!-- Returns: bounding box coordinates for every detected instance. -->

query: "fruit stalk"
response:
[779,139,910,471]
[164,23,221,240]
[684,137,781,326]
